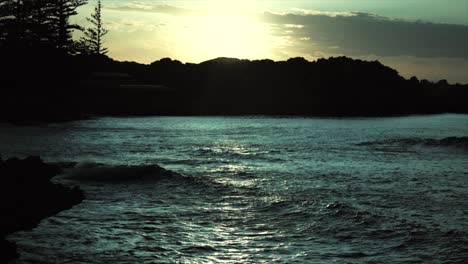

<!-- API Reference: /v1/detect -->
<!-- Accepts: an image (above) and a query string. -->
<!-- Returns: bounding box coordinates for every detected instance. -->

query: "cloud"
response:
[290,8,355,17]
[285,24,304,29]
[106,18,159,33]
[106,2,205,16]
[260,10,468,59]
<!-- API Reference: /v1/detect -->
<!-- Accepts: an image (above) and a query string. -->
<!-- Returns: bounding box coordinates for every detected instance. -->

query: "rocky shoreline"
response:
[0,156,84,263]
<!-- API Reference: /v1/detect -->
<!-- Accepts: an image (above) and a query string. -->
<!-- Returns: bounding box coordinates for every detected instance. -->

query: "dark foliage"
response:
[0,0,87,52]
[1,1,465,121]
[0,49,467,122]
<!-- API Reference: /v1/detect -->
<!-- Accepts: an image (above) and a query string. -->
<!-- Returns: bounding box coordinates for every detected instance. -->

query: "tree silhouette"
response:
[0,0,87,51]
[29,0,55,45]
[79,0,108,55]
[48,0,87,52]
[0,0,10,45]
[0,0,29,46]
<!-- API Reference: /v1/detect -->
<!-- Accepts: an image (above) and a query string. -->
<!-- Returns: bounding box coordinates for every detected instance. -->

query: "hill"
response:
[1,49,467,122]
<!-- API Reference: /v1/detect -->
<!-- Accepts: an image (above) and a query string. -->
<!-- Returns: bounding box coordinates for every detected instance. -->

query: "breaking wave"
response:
[357,136,468,150]
[63,162,183,182]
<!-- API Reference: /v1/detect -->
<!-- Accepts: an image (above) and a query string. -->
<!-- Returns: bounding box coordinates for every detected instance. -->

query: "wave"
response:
[357,136,468,151]
[63,162,183,182]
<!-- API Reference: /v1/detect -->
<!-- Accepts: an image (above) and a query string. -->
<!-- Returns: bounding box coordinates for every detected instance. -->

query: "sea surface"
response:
[1,114,468,263]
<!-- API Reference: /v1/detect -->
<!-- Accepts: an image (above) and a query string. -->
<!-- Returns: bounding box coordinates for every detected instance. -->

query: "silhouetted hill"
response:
[1,48,467,122]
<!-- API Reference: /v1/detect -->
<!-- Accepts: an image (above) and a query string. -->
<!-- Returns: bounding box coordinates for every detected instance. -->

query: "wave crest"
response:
[357,136,468,150]
[63,162,182,182]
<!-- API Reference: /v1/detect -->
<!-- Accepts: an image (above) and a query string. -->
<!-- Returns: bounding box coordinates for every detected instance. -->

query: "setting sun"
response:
[68,0,468,82]
[175,13,272,61]
[1,0,468,263]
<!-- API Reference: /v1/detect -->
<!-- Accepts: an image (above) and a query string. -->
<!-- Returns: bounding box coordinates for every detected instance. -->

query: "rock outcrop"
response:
[0,156,84,263]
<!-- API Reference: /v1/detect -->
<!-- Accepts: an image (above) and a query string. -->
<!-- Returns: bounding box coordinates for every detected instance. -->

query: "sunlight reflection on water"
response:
[2,115,468,263]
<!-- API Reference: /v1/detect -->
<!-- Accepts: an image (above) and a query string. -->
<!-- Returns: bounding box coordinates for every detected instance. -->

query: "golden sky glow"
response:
[172,13,274,62]
[75,0,468,83]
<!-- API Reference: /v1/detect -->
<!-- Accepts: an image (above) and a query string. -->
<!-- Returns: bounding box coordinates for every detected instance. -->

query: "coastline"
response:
[0,156,85,263]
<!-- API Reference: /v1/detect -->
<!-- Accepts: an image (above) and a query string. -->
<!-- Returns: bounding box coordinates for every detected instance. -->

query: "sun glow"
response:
[176,13,272,62]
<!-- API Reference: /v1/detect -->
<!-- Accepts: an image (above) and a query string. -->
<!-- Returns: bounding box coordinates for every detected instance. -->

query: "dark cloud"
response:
[260,11,468,59]
[107,3,205,16]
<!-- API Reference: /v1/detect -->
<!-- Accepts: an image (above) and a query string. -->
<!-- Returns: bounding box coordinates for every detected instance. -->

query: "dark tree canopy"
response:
[0,1,466,122]
[0,0,87,52]
[48,0,87,51]
[0,0,32,46]
[0,0,10,43]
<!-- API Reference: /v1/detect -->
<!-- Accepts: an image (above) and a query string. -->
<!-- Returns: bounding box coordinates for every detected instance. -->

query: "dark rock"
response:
[0,156,84,262]
[0,239,18,263]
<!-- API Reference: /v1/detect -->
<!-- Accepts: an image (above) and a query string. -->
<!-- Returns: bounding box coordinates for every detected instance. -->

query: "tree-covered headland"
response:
[0,1,467,122]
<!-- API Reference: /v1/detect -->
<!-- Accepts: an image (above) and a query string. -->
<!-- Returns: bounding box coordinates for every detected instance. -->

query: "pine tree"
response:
[1,0,87,51]
[0,0,11,44]
[48,0,87,51]
[29,0,55,43]
[80,0,108,55]
[0,0,28,46]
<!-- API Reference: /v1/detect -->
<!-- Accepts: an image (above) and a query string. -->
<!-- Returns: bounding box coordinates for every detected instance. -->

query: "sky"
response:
[75,0,468,83]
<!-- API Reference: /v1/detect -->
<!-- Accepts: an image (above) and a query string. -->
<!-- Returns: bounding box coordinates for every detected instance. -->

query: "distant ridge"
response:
[1,49,467,122]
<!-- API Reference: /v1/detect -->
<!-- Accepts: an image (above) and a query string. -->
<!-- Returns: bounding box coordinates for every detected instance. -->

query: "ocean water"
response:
[1,114,468,263]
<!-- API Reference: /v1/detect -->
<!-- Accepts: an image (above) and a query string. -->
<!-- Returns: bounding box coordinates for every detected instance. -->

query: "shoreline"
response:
[0,156,85,263]
[1,112,467,127]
